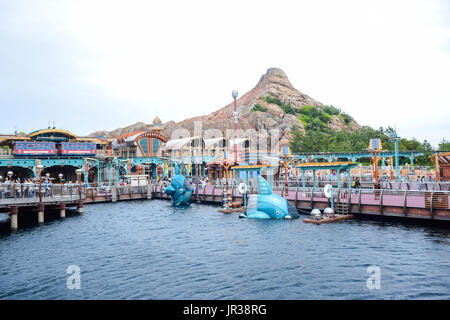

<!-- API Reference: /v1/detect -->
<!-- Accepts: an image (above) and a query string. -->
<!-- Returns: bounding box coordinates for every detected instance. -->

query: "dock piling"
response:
[10,206,18,231]
[37,203,44,224]
[77,200,84,214]
[111,187,117,202]
[59,203,66,218]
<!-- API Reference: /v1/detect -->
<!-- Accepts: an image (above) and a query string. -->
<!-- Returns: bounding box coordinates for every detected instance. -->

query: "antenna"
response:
[53,120,56,129]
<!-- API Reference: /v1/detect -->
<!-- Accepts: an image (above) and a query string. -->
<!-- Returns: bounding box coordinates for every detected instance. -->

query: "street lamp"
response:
[281,146,291,195]
[232,90,239,165]
[75,168,84,214]
[76,168,83,194]
[223,151,231,186]
[7,171,14,197]
[36,164,44,203]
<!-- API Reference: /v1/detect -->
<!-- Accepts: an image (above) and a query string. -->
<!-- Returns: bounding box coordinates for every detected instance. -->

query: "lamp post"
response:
[223,151,231,186]
[392,131,400,180]
[76,169,83,197]
[75,168,83,213]
[281,146,291,195]
[389,156,394,180]
[36,165,44,202]
[7,171,14,198]
[232,90,238,165]
[36,164,44,223]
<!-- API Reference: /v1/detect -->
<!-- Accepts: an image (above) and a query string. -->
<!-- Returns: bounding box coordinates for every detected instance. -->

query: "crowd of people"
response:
[0,176,81,199]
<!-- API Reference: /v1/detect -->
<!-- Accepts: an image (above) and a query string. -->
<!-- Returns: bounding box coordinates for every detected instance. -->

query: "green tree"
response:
[439,139,450,151]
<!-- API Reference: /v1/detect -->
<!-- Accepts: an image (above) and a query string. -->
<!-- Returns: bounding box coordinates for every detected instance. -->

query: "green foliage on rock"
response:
[298,105,331,129]
[250,104,268,112]
[262,96,296,115]
[339,112,353,125]
[323,105,341,115]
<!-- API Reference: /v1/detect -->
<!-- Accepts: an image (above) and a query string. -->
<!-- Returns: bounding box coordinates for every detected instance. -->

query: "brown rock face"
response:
[90,68,359,140]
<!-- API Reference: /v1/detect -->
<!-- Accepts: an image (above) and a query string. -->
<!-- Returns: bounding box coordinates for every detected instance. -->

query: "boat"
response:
[303,214,354,224]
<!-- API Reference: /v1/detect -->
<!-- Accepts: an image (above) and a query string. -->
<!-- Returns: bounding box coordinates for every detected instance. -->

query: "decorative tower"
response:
[152,116,163,133]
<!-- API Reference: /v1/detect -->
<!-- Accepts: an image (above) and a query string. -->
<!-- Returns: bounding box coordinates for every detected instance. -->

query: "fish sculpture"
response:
[164,163,194,206]
[240,175,300,219]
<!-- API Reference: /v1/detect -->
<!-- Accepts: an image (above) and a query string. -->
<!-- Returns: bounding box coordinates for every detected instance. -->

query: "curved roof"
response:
[204,137,225,149]
[27,128,78,139]
[164,136,201,150]
[229,138,249,148]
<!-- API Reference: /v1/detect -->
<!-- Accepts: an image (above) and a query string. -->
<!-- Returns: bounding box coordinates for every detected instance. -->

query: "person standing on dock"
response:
[352,177,361,194]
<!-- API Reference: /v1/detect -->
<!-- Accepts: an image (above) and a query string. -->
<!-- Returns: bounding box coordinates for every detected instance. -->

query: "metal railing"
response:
[0,183,85,202]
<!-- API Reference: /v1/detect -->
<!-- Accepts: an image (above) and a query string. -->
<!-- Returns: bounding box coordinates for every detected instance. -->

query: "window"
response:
[139,138,149,155]
[152,139,161,155]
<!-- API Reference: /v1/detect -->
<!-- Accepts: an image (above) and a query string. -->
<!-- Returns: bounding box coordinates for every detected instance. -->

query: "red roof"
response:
[117,131,145,140]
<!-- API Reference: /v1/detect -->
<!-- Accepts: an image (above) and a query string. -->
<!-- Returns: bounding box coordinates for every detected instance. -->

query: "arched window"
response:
[139,138,149,155]
[152,139,161,155]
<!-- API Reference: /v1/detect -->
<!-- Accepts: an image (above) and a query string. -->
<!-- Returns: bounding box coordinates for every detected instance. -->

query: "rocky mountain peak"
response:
[90,68,359,141]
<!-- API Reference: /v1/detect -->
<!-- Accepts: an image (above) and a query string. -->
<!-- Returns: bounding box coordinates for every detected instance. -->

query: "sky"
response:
[0,0,449,146]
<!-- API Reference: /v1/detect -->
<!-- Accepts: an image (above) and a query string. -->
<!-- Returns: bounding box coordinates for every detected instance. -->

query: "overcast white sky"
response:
[1,0,449,146]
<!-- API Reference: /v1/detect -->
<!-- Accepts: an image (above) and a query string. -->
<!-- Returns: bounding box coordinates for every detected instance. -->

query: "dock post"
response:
[10,206,18,231]
[77,200,84,214]
[59,203,66,218]
[111,186,117,202]
[37,203,45,224]
[147,184,153,200]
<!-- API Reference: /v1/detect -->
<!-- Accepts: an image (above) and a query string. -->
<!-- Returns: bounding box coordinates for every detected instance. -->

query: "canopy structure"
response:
[430,152,450,182]
[164,137,198,150]
[206,151,243,166]
[231,164,276,186]
[296,161,359,190]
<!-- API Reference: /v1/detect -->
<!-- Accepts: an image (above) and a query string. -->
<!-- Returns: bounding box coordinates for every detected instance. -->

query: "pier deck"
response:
[83,184,450,221]
[2,183,449,231]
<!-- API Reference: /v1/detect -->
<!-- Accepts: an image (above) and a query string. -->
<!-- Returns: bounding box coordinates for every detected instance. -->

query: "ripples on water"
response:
[0,200,449,299]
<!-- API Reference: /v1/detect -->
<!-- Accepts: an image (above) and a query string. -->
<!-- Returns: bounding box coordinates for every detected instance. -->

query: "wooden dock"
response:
[2,183,449,231]
[83,184,450,221]
[0,184,85,230]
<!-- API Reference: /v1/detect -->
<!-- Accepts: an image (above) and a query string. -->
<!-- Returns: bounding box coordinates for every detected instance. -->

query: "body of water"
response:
[1,200,449,299]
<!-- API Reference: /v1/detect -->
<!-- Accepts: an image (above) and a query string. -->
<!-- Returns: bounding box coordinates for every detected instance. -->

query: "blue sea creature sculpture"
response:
[164,164,194,206]
[240,175,300,219]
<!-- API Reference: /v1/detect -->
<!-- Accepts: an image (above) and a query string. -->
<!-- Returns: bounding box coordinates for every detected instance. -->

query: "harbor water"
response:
[0,200,449,299]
